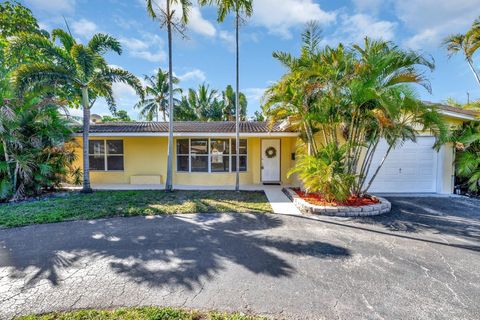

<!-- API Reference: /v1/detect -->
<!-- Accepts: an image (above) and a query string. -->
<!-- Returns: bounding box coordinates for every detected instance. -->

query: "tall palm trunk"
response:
[81,86,92,193]
[165,0,174,192]
[235,8,240,192]
[467,57,480,88]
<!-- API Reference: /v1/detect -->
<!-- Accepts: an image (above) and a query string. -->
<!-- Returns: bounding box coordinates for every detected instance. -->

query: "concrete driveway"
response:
[0,197,479,319]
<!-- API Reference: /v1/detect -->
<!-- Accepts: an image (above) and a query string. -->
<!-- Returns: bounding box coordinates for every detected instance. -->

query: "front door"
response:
[261,139,281,183]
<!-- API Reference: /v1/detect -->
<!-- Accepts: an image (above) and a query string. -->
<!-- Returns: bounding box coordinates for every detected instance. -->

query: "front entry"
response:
[261,139,281,183]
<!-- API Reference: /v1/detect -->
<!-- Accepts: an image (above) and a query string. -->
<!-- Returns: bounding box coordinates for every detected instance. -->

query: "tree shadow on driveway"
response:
[353,197,480,243]
[0,213,350,290]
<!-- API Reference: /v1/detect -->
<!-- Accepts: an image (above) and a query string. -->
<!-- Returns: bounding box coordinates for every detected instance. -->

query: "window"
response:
[89,140,124,171]
[232,139,248,172]
[176,138,247,173]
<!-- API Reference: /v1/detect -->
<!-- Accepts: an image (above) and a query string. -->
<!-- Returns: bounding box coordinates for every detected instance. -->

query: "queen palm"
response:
[199,0,253,191]
[186,83,220,120]
[135,68,181,121]
[146,0,191,192]
[11,29,143,193]
[221,84,247,121]
[444,16,480,87]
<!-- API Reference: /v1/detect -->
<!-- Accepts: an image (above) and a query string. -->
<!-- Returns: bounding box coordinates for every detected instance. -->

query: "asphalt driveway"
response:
[1,197,479,319]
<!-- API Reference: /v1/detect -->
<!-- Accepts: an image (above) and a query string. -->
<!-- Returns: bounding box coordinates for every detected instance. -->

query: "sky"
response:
[20,0,480,120]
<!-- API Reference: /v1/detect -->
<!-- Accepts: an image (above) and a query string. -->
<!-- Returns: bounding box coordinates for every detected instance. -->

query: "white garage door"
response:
[366,136,438,193]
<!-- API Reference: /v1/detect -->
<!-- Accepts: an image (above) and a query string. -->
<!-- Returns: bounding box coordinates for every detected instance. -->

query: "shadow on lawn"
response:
[0,213,350,289]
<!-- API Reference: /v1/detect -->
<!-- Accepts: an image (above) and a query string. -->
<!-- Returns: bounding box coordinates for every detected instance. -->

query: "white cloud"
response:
[25,0,75,13]
[218,30,236,50]
[394,0,480,49]
[119,34,166,63]
[188,6,217,37]
[339,14,396,43]
[178,69,206,83]
[72,19,98,39]
[244,88,266,106]
[252,0,336,38]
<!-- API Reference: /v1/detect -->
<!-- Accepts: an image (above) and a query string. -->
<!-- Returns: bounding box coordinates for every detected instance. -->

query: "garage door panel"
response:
[367,137,438,193]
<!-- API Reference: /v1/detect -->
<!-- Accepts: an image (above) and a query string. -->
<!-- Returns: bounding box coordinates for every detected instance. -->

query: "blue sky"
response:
[22,0,480,120]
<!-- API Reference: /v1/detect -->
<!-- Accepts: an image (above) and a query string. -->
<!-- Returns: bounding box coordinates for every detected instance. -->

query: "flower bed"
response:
[283,188,391,217]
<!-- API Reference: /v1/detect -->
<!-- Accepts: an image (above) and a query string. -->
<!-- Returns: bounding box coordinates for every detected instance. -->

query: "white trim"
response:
[437,110,478,121]
[77,132,300,137]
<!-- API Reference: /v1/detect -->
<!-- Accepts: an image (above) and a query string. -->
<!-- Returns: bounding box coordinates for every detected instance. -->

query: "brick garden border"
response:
[283,188,391,217]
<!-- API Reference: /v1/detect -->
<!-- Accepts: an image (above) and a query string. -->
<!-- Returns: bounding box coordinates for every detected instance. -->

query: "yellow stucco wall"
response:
[73,136,298,186]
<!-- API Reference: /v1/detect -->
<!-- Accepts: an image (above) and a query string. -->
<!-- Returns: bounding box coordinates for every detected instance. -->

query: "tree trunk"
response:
[363,144,393,194]
[467,58,480,88]
[81,86,93,193]
[235,9,240,192]
[165,0,174,192]
[2,139,12,183]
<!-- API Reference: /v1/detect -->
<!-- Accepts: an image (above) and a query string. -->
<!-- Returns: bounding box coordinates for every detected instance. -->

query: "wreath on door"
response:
[265,146,277,158]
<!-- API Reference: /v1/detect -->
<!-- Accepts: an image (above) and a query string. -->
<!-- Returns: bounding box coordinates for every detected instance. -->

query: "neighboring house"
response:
[73,105,478,194]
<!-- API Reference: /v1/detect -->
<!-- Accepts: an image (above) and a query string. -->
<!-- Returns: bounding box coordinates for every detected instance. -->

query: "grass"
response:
[18,306,267,320]
[0,190,272,228]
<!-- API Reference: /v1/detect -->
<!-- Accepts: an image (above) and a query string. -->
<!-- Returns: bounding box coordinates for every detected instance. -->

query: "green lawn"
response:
[0,190,272,228]
[18,307,267,320]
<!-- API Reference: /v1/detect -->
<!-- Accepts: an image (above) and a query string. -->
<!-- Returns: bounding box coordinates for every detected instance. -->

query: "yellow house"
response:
[73,105,478,194]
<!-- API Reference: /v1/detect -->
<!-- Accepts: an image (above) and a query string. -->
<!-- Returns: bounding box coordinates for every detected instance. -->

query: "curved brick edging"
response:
[282,188,391,217]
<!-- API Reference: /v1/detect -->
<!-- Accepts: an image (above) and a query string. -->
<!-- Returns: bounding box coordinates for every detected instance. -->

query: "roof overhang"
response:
[437,109,478,121]
[76,132,301,137]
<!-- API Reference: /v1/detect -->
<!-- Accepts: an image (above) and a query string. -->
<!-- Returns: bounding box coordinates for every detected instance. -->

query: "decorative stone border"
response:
[283,188,391,217]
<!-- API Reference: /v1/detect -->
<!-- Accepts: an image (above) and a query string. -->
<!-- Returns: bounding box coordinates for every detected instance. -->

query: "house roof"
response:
[84,121,295,134]
[425,102,479,120]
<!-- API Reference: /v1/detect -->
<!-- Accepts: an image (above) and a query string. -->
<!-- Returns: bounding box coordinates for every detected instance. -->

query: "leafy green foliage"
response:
[0,1,44,38]
[265,24,446,200]
[0,97,80,201]
[288,144,355,202]
[102,110,133,122]
[445,122,480,192]
[0,190,271,228]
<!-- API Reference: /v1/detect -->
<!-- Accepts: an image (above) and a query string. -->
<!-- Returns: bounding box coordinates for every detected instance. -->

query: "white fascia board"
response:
[76,132,300,137]
[438,110,478,121]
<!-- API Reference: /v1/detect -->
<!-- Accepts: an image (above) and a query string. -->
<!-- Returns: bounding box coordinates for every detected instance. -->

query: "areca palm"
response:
[135,68,181,121]
[444,16,480,87]
[146,0,192,192]
[10,29,143,193]
[198,0,253,191]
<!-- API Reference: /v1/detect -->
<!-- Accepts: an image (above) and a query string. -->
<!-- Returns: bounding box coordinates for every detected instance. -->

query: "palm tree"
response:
[444,16,480,87]
[198,0,253,191]
[135,68,181,121]
[186,83,220,120]
[11,29,143,193]
[220,84,247,121]
[146,0,191,192]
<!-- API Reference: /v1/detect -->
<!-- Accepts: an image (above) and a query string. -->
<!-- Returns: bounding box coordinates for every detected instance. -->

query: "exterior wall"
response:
[73,136,298,186]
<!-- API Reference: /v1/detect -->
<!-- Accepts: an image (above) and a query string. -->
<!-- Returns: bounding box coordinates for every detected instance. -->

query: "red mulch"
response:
[293,188,379,207]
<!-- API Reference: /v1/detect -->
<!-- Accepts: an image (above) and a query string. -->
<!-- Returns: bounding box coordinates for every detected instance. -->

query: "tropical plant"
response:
[446,122,480,193]
[264,23,447,200]
[10,29,143,193]
[185,83,221,120]
[443,16,480,87]
[146,0,191,192]
[0,96,80,201]
[220,84,247,121]
[102,110,133,122]
[253,110,265,121]
[135,68,181,121]
[199,0,253,191]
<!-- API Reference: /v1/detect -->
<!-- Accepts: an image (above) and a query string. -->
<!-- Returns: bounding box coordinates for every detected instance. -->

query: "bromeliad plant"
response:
[264,23,447,201]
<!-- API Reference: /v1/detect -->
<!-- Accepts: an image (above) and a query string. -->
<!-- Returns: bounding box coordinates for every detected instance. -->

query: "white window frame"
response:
[176,138,247,173]
[89,139,125,172]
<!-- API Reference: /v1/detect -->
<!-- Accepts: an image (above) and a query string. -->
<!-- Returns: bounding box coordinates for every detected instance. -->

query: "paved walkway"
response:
[1,197,479,319]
